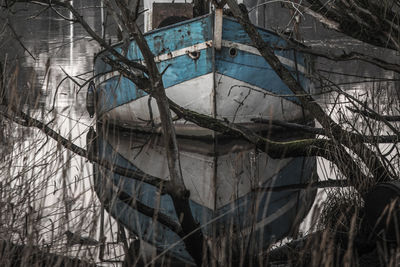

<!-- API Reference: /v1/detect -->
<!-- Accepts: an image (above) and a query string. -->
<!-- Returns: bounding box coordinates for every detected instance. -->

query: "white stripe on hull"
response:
[154,40,213,62]
[101,73,306,135]
[221,40,307,73]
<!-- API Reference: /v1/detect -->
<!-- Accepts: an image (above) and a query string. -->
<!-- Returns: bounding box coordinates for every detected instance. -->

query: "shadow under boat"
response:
[91,125,317,265]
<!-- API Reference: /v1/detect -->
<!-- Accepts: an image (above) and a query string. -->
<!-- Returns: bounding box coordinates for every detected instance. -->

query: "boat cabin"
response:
[142,0,259,32]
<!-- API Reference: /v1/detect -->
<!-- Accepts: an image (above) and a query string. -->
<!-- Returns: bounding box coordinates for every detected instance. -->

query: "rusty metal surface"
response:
[152,3,193,29]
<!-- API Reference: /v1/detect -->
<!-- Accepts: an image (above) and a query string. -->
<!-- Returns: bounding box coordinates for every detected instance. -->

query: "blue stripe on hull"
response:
[222,17,286,48]
[216,47,308,102]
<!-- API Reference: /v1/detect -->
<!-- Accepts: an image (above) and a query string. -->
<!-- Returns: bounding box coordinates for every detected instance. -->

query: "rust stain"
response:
[153,35,164,55]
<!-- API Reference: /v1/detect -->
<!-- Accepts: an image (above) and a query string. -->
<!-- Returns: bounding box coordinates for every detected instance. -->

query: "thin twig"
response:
[254,179,351,192]
[7,22,36,60]
[347,107,400,122]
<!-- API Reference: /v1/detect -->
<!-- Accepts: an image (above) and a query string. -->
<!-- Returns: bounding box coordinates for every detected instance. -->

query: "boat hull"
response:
[93,130,317,264]
[93,14,313,136]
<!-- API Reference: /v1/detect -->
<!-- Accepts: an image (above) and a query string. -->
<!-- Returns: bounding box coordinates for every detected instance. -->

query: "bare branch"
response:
[301,5,340,31]
[252,118,325,135]
[347,107,400,122]
[290,45,400,74]
[99,179,184,237]
[226,0,394,185]
[104,54,369,189]
[7,22,36,60]
[0,105,165,190]
[15,0,148,74]
[304,0,400,51]
[254,179,351,192]
[111,1,205,264]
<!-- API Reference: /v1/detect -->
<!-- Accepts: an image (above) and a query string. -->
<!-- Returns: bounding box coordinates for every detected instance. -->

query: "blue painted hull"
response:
[93,13,313,135]
[93,131,317,264]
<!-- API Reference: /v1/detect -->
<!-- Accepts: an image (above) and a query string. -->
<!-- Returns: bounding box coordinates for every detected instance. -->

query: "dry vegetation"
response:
[0,0,399,266]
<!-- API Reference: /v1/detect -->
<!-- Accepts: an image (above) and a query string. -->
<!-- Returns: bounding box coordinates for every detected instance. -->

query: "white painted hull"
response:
[100,73,307,136]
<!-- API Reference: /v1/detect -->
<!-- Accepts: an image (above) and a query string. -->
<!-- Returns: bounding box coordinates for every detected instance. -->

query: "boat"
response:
[89,2,317,264]
[91,128,317,264]
[91,4,314,137]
